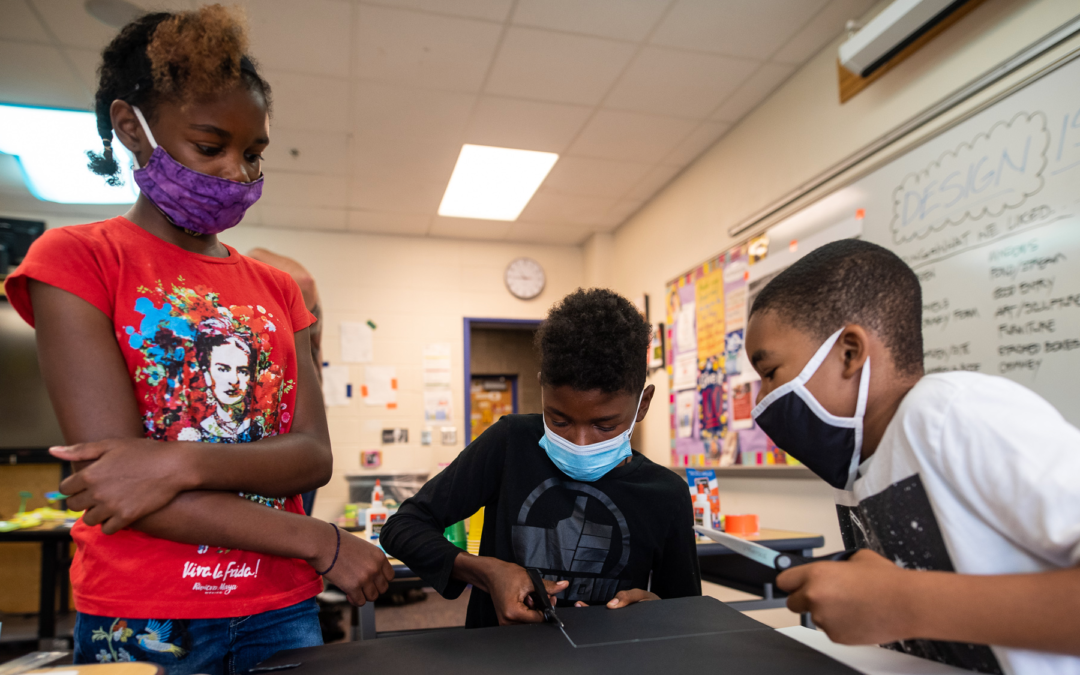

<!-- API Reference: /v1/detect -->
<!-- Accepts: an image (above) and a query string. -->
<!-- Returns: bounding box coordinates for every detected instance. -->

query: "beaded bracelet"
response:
[315,522,341,576]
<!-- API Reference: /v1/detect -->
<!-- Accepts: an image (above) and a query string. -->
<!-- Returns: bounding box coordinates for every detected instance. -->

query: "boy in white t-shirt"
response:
[743,239,1080,675]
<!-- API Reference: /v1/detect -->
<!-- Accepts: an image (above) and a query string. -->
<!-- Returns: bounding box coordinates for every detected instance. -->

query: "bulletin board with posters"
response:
[665,235,800,470]
[665,215,864,469]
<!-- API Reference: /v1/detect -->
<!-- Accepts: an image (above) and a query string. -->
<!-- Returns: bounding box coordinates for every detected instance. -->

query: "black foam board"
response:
[558,595,767,647]
[255,597,860,675]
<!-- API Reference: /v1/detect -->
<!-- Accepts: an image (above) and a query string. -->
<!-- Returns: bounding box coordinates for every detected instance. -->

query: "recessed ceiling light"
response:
[84,0,141,28]
[438,144,558,221]
[0,104,138,205]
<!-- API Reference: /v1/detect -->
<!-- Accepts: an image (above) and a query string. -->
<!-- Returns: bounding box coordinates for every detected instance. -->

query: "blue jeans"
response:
[73,598,322,675]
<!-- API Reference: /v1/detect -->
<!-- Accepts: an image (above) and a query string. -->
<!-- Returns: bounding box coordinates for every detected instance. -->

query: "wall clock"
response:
[505,257,545,300]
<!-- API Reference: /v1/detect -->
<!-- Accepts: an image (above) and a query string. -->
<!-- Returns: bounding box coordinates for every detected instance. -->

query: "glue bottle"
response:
[365,481,389,546]
[693,483,710,528]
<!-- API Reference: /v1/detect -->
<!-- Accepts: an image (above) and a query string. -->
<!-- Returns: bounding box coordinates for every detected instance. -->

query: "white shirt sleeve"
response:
[934,376,1080,568]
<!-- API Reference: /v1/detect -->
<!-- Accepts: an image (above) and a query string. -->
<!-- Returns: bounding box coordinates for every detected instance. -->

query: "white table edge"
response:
[777,626,976,675]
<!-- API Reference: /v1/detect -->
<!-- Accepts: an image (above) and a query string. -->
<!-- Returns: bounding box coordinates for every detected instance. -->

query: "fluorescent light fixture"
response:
[438,144,558,221]
[0,103,138,204]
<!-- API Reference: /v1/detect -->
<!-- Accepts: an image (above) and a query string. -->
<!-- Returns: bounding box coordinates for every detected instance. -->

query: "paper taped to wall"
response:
[340,322,374,363]
[364,365,397,407]
[322,364,351,407]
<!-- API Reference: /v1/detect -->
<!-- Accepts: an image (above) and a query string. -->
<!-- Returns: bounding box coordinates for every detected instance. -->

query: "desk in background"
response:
[0,523,72,649]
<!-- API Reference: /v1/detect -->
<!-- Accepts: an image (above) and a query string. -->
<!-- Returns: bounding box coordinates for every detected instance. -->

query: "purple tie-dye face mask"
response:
[131,106,262,236]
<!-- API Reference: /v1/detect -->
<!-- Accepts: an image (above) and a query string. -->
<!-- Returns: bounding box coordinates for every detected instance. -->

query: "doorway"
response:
[463,318,543,443]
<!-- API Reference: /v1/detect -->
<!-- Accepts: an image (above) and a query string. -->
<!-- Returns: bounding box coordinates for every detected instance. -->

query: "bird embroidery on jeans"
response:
[136,620,187,658]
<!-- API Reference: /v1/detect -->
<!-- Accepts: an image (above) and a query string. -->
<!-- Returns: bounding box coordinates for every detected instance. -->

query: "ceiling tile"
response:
[262,129,352,176]
[465,96,591,153]
[605,47,758,119]
[624,163,681,201]
[348,177,445,213]
[246,0,351,78]
[651,0,828,60]
[353,136,461,186]
[429,216,511,240]
[506,221,592,245]
[262,205,348,231]
[63,47,101,93]
[360,0,513,22]
[661,120,731,166]
[0,41,89,108]
[772,0,875,64]
[354,82,475,145]
[568,110,696,163]
[511,0,670,42]
[261,170,348,208]
[0,0,52,43]
[348,210,432,236]
[602,199,646,229]
[30,0,118,50]
[484,27,636,106]
[517,192,616,226]
[355,4,503,92]
[540,156,652,199]
[262,70,350,133]
[711,62,794,122]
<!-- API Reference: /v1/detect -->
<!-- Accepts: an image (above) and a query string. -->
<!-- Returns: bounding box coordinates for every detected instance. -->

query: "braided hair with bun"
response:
[87,5,272,186]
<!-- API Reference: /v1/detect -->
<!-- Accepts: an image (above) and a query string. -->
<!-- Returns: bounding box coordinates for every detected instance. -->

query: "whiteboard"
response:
[845,52,1080,426]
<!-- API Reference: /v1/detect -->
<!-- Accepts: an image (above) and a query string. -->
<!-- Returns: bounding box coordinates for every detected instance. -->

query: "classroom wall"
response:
[608,0,1080,551]
[220,225,583,522]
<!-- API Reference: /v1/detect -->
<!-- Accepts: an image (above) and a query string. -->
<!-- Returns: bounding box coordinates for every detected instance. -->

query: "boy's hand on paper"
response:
[573,589,659,609]
[488,560,567,625]
[316,528,394,606]
[52,439,189,534]
[777,549,915,645]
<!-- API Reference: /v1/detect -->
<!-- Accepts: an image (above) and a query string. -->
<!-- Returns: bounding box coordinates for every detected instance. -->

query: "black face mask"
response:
[751,329,869,491]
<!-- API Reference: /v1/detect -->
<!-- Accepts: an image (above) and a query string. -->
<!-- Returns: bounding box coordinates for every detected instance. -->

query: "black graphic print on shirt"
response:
[837,474,1004,674]
[512,478,633,603]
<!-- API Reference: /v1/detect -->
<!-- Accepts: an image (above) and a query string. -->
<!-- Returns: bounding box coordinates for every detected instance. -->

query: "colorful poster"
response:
[724,329,744,376]
[694,269,724,365]
[698,357,726,438]
[423,389,453,422]
[672,351,698,391]
[747,234,769,264]
[649,324,665,370]
[675,301,697,353]
[675,389,696,439]
[729,373,755,430]
[723,286,747,333]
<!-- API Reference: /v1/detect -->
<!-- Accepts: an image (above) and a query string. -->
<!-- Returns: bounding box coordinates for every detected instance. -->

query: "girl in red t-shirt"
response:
[3,6,391,673]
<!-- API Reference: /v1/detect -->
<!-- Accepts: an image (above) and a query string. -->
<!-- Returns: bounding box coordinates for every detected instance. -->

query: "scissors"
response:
[527,567,565,628]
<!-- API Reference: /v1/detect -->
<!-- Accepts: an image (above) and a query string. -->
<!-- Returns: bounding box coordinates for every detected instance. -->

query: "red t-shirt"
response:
[4,217,323,619]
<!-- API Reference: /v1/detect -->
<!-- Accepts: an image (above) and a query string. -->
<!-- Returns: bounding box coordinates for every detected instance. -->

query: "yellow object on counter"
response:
[467,506,484,555]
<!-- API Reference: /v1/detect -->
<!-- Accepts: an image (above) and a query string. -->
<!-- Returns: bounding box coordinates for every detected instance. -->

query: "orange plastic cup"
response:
[724,514,759,536]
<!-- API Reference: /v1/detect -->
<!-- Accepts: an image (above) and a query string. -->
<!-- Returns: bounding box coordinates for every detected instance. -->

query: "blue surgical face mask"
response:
[539,388,646,482]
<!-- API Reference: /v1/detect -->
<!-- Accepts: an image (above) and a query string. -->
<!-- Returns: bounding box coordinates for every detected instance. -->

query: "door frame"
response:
[463,317,542,444]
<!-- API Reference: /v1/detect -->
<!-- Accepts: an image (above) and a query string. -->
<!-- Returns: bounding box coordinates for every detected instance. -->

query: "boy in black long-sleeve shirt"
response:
[381,289,701,628]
